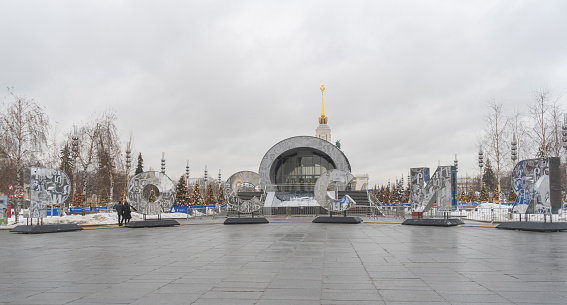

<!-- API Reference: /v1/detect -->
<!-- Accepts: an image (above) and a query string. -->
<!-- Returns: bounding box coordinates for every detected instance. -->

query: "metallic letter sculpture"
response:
[314,169,356,212]
[410,166,457,212]
[127,171,175,215]
[24,168,71,219]
[410,167,430,212]
[511,157,561,214]
[224,171,266,213]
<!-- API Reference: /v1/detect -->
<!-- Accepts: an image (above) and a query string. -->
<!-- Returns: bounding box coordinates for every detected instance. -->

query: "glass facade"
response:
[273,148,336,191]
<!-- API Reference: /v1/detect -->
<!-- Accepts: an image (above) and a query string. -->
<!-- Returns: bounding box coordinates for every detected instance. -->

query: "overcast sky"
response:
[2,0,567,186]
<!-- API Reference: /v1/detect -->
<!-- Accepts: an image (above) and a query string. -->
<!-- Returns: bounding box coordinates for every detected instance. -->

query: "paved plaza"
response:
[1,218,567,304]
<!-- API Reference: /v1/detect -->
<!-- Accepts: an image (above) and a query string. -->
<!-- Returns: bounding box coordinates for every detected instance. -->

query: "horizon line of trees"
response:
[0,89,227,221]
[478,88,567,202]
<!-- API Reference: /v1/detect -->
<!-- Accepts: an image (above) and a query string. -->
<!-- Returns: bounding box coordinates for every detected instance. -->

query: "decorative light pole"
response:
[71,126,79,216]
[161,152,166,174]
[185,160,190,185]
[204,165,208,190]
[562,114,567,202]
[562,114,567,150]
[511,135,518,164]
[218,169,222,185]
[125,142,132,201]
[454,154,458,173]
[478,148,484,191]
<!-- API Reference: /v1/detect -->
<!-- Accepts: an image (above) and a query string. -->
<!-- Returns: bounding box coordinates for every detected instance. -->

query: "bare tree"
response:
[547,100,564,157]
[45,123,61,168]
[72,110,123,206]
[483,100,508,202]
[528,88,552,158]
[0,89,50,221]
[75,119,101,207]
[95,110,122,201]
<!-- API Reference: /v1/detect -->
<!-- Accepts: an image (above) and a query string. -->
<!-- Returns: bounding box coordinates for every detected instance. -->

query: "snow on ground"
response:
[2,202,567,228]
[454,203,567,222]
[0,208,219,228]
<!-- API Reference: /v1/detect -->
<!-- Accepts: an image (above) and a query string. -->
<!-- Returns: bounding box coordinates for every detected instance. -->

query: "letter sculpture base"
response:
[10,224,83,234]
[402,218,463,227]
[496,221,567,232]
[125,220,180,228]
[312,216,363,224]
[224,217,269,225]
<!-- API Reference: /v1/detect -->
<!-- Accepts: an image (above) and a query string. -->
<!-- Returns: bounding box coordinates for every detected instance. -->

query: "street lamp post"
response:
[125,142,132,202]
[71,126,79,216]
[561,114,567,207]
[511,135,518,164]
[478,148,484,193]
[562,114,567,149]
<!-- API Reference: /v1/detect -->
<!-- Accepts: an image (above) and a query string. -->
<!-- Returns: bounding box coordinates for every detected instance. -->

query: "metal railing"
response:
[452,207,567,223]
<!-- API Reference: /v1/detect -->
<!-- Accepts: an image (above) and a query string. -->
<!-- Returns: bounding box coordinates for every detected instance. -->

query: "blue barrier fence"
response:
[68,207,110,213]
[379,202,514,207]
[170,205,218,215]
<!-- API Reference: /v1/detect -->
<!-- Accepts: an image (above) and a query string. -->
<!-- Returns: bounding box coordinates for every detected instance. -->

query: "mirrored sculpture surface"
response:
[25,168,71,219]
[410,167,430,212]
[410,166,456,212]
[224,171,266,213]
[127,171,175,214]
[512,157,561,214]
[314,169,356,212]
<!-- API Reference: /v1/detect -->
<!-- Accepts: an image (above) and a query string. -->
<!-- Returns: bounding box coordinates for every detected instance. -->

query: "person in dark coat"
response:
[114,201,124,226]
[123,202,132,224]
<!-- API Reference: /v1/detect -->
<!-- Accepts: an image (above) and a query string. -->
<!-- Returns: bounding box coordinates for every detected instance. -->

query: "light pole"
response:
[71,126,79,216]
[161,152,166,174]
[511,135,518,164]
[204,165,208,204]
[562,114,567,204]
[562,114,567,149]
[125,142,132,202]
[454,153,459,196]
[185,161,190,183]
[478,149,484,199]
[454,154,458,173]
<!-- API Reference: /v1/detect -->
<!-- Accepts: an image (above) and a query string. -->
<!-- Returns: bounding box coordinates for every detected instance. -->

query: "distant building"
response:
[353,174,369,191]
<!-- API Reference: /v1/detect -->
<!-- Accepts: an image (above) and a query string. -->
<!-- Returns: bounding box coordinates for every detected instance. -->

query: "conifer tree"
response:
[217,185,226,205]
[175,176,189,206]
[458,190,466,202]
[466,187,477,202]
[479,186,489,202]
[190,182,204,206]
[508,187,517,203]
[403,181,410,203]
[492,188,499,202]
[383,185,391,203]
[204,184,216,205]
[59,144,74,207]
[377,186,384,202]
[59,144,73,178]
[482,158,497,194]
[100,191,110,206]
[72,185,84,207]
[135,152,144,175]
